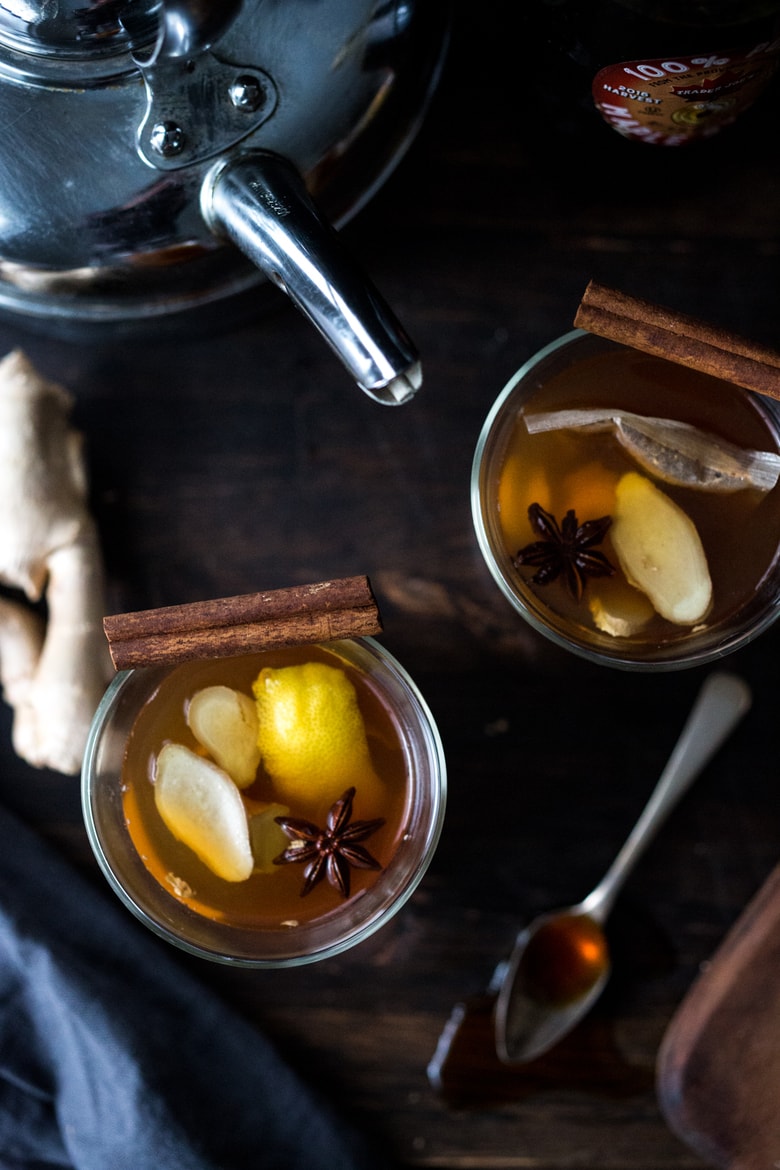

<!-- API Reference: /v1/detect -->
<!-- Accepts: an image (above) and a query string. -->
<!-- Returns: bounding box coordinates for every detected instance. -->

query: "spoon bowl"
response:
[494,670,752,1065]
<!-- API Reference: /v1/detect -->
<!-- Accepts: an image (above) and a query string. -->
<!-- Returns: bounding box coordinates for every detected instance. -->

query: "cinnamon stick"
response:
[103,576,383,670]
[574,280,780,402]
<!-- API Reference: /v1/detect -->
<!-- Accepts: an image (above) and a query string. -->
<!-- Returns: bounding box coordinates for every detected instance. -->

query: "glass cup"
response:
[472,329,780,670]
[82,637,446,966]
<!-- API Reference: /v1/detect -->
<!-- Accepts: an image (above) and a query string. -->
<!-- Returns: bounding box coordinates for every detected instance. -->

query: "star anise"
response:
[513,502,614,602]
[273,787,385,898]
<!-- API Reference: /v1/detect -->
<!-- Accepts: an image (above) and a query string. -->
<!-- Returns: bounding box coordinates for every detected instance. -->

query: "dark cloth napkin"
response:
[0,803,390,1170]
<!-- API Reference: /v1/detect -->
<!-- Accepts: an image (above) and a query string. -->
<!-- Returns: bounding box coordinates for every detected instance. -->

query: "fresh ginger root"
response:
[0,349,113,774]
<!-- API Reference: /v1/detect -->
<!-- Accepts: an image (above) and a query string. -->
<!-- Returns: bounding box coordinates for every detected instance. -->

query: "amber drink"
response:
[82,637,446,965]
[472,330,780,669]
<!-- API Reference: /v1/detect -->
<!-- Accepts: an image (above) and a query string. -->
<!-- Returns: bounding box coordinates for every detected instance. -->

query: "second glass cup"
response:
[82,636,446,966]
[472,329,780,670]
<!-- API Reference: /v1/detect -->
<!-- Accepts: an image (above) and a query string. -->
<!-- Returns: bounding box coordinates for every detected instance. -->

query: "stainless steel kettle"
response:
[0,1,449,403]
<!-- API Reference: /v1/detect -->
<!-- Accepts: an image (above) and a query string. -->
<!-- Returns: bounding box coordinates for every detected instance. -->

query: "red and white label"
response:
[592,39,780,145]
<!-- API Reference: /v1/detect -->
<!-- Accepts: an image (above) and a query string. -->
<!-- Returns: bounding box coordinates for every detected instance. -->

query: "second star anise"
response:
[513,502,614,602]
[274,786,385,898]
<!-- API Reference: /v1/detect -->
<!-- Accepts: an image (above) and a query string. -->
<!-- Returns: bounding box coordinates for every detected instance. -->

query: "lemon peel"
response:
[187,685,260,788]
[253,661,383,811]
[154,742,254,882]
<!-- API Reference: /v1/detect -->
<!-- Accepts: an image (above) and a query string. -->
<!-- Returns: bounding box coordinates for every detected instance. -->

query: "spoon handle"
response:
[581,671,752,924]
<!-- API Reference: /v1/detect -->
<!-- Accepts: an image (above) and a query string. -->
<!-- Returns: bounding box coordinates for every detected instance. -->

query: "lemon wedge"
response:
[611,471,712,625]
[187,685,260,788]
[154,743,253,882]
[253,661,383,811]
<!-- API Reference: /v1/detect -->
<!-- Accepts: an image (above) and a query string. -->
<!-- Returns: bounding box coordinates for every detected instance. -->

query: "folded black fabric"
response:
[0,803,389,1170]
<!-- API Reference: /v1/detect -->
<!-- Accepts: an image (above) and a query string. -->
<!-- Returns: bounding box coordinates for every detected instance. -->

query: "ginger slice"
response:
[187,685,260,788]
[588,576,656,637]
[246,800,290,873]
[154,743,254,882]
[610,472,712,625]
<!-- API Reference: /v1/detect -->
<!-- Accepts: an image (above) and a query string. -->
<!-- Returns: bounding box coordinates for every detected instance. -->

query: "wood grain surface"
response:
[2,3,780,1167]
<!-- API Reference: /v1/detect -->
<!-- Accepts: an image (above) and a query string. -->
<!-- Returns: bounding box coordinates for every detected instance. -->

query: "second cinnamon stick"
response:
[574,280,780,402]
[104,576,383,670]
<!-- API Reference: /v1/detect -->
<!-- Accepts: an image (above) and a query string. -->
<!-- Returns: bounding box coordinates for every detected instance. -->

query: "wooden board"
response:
[657,862,780,1168]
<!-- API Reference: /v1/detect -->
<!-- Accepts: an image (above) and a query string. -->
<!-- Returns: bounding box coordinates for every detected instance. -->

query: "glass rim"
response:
[470,330,780,671]
[81,635,447,967]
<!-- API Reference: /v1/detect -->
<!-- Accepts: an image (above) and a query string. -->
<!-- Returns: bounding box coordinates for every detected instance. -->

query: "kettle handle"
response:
[136,0,242,63]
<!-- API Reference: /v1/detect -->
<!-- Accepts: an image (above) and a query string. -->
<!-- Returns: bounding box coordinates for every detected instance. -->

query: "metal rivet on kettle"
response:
[149,121,186,157]
[229,75,266,113]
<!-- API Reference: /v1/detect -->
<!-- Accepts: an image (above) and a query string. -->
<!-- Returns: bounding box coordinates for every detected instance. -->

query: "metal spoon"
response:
[494,670,752,1065]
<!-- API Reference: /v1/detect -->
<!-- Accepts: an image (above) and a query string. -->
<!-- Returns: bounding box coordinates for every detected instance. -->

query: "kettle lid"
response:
[0,0,241,62]
[0,0,148,57]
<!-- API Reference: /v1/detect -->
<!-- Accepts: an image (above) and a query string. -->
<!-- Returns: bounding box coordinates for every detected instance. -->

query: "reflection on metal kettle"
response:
[0,0,450,403]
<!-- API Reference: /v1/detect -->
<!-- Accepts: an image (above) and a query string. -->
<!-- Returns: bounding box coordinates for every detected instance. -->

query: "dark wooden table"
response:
[2,5,780,1167]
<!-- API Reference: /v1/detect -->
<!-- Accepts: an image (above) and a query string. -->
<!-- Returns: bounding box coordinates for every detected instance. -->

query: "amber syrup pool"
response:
[519,914,609,1006]
[121,643,410,931]
[493,347,780,655]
